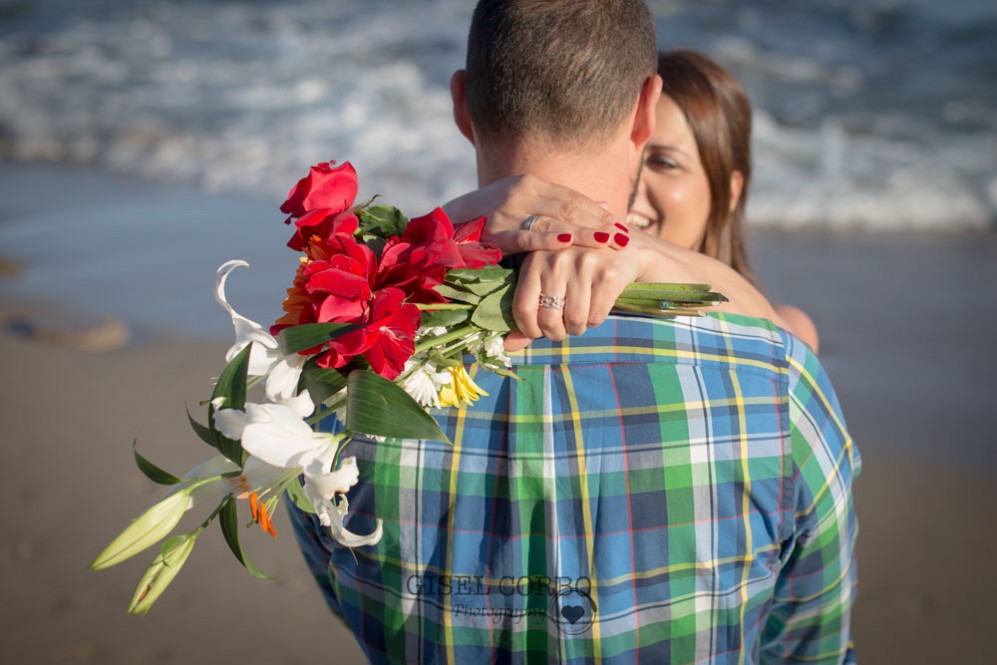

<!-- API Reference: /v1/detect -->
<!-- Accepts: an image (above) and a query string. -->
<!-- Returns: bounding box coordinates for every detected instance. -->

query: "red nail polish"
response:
[557,233,572,242]
[615,233,630,247]
[594,232,610,243]
[615,222,629,233]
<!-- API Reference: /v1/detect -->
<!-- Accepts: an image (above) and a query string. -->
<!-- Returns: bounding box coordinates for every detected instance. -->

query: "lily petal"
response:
[239,401,332,470]
[215,261,282,375]
[321,494,383,548]
[305,457,360,499]
[265,354,307,403]
[213,408,247,441]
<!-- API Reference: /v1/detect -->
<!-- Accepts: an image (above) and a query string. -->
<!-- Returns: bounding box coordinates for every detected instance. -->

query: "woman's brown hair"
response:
[657,50,754,282]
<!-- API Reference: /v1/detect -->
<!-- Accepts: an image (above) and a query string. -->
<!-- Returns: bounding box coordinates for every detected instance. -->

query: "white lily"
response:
[214,260,306,402]
[212,390,339,469]
[309,488,383,548]
[213,390,380,547]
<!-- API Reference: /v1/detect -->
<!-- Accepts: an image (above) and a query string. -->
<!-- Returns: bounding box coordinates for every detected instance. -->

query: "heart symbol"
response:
[561,604,585,625]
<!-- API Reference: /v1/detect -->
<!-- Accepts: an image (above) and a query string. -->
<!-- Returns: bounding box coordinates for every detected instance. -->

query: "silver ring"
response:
[522,214,540,231]
[538,293,566,310]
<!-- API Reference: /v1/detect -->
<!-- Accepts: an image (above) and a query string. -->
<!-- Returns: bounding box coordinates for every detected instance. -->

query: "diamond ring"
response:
[538,293,566,310]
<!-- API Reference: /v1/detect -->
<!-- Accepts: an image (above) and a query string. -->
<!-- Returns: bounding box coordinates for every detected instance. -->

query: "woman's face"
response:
[627,94,711,248]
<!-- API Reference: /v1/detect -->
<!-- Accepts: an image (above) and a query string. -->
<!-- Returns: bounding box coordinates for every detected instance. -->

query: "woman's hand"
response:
[503,230,782,351]
[506,245,643,350]
[443,174,631,255]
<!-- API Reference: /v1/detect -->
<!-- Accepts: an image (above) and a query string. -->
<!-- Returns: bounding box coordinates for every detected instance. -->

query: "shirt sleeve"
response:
[760,334,861,664]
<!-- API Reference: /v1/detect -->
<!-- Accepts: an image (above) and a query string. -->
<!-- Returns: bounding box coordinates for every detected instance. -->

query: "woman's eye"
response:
[645,154,678,170]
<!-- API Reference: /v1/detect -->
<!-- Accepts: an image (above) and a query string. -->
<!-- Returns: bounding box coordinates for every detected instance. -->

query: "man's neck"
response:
[475,138,635,220]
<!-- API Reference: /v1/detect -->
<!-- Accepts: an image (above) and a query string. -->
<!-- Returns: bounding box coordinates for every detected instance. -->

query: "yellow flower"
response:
[438,366,489,407]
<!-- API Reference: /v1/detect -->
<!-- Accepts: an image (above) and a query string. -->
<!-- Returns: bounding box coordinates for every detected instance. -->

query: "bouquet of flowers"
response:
[91,161,727,614]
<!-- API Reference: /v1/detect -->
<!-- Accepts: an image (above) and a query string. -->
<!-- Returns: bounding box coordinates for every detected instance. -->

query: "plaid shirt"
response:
[290,313,860,664]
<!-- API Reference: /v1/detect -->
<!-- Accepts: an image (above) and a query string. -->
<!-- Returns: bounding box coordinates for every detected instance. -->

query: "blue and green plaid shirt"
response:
[291,312,860,664]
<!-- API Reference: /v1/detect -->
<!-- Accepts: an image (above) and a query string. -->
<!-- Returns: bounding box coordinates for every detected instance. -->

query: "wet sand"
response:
[1,164,995,664]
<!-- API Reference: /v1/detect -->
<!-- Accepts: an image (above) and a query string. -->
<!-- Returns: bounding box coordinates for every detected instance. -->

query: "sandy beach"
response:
[1,163,995,664]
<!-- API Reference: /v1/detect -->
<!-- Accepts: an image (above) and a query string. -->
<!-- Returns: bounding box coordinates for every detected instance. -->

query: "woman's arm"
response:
[774,304,820,353]
[507,233,780,347]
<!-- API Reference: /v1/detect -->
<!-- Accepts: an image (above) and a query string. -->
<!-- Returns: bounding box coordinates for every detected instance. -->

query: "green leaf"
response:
[186,403,215,447]
[482,364,522,380]
[621,282,712,294]
[285,477,316,514]
[432,284,481,304]
[612,302,705,317]
[298,359,348,408]
[357,205,408,238]
[471,286,516,332]
[133,440,182,485]
[617,290,726,303]
[445,266,513,284]
[419,308,471,329]
[345,370,449,443]
[278,322,359,355]
[211,344,251,409]
[218,497,273,580]
[457,279,506,297]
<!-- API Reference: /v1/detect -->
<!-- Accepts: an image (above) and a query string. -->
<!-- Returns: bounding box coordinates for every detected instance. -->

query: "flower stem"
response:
[414,324,480,354]
[414,303,472,311]
[306,394,348,426]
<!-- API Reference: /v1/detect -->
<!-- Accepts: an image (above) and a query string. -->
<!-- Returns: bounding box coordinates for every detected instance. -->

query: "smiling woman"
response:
[629,51,752,281]
[633,50,819,352]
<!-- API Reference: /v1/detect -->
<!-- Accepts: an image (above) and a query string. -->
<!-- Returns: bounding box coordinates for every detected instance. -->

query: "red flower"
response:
[287,208,360,252]
[281,161,358,218]
[377,208,502,302]
[272,232,419,379]
[316,288,420,380]
[281,161,359,249]
[272,233,377,333]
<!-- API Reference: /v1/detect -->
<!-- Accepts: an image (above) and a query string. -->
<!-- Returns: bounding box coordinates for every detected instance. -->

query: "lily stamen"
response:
[258,500,277,538]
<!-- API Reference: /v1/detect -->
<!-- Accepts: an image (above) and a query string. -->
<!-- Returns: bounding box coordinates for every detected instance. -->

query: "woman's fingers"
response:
[512,246,641,343]
[512,252,545,340]
[510,215,630,253]
[503,330,533,352]
[443,174,629,254]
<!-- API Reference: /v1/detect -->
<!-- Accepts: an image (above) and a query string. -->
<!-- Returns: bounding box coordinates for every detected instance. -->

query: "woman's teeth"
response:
[626,213,652,230]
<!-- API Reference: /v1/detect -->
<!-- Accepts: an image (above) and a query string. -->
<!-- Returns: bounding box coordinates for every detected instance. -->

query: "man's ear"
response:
[450,70,476,145]
[729,170,745,213]
[630,74,663,150]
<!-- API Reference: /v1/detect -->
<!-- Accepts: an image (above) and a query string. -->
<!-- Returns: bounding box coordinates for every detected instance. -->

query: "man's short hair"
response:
[466,0,657,151]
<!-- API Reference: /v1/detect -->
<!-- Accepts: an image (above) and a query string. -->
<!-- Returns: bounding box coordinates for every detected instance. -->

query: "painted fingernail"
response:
[615,233,630,247]
[594,232,610,243]
[615,222,629,233]
[557,233,572,243]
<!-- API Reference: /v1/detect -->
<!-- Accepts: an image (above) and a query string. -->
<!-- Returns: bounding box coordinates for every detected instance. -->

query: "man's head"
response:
[455,0,658,155]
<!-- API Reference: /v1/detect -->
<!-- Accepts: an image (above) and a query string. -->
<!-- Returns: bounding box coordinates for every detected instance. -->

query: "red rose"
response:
[376,208,502,302]
[280,160,358,220]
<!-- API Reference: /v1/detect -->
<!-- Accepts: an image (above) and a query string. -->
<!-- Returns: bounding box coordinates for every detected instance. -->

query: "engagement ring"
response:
[522,214,540,231]
[538,293,566,310]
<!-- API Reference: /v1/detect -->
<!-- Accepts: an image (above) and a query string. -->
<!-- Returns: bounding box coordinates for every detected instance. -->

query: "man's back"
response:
[291,313,859,664]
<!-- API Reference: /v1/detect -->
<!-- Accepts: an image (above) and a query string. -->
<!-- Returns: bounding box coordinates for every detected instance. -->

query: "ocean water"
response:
[0,0,995,231]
